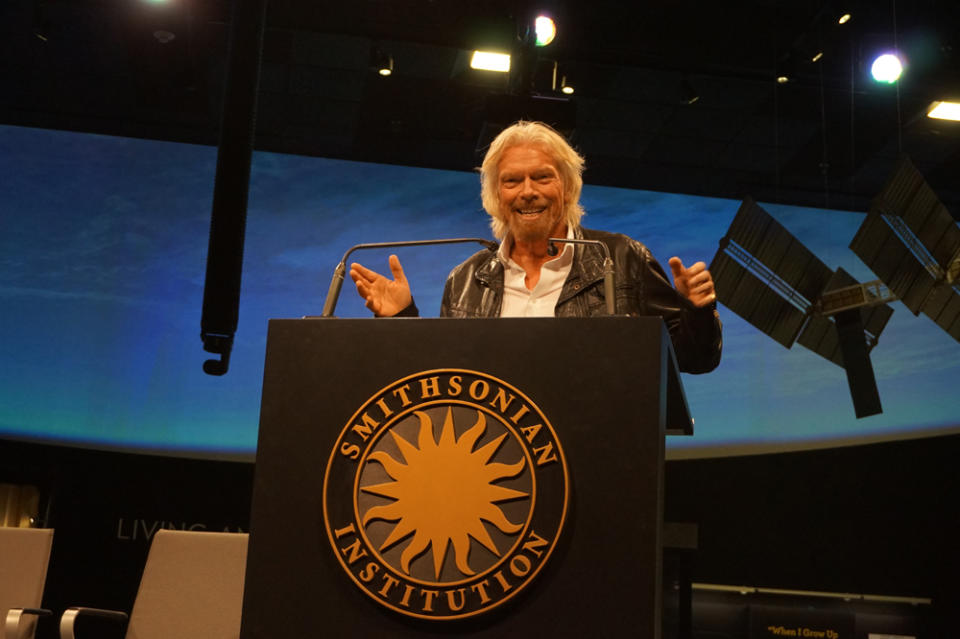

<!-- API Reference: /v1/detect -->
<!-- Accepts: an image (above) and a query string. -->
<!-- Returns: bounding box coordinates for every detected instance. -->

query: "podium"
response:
[240,317,691,638]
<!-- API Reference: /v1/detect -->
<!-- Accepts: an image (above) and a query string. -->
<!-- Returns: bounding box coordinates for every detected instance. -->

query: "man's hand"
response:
[668,257,716,308]
[349,255,413,317]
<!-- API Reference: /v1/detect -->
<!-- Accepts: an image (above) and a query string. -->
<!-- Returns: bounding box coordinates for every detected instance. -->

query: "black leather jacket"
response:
[439,226,722,374]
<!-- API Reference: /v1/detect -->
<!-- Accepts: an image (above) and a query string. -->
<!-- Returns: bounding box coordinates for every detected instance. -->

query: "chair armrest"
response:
[5,608,51,639]
[59,607,129,639]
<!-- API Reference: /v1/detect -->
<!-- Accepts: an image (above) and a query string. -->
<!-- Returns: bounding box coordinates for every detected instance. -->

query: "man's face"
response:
[497,145,566,244]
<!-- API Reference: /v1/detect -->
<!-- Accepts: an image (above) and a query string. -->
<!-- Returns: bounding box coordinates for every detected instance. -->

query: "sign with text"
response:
[749,604,853,639]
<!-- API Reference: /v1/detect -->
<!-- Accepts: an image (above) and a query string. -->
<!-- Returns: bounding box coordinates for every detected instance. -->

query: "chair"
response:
[0,527,54,639]
[60,530,249,639]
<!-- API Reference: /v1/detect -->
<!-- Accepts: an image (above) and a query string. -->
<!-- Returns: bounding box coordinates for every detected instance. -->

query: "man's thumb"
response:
[388,254,406,282]
[668,256,685,279]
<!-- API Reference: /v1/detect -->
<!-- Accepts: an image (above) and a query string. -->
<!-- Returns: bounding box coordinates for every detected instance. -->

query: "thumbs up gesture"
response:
[668,257,716,308]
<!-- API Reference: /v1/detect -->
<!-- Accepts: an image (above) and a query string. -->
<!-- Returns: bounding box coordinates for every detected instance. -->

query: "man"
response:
[350,121,721,373]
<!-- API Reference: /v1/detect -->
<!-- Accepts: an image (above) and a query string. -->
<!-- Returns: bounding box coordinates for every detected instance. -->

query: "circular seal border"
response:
[322,368,569,621]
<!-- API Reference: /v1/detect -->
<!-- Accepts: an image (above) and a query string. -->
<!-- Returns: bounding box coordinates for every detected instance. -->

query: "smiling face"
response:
[497,145,567,244]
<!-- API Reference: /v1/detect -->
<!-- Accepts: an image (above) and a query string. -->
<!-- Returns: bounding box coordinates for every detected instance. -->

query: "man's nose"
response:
[519,177,536,196]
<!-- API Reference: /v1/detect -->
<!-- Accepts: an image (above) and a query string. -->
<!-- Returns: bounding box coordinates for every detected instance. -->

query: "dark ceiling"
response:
[2,0,959,214]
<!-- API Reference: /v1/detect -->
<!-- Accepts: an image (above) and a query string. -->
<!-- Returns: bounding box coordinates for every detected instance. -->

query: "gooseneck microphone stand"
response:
[320,238,498,317]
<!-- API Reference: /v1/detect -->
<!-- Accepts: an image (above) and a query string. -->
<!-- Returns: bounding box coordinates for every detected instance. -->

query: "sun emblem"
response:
[324,369,568,620]
[360,408,529,579]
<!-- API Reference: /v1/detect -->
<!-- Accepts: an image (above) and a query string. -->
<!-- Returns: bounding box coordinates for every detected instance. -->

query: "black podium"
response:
[240,317,691,638]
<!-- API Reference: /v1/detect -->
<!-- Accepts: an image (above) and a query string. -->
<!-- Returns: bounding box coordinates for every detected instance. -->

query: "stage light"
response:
[775,55,795,84]
[927,101,960,121]
[560,76,574,95]
[534,15,556,47]
[471,50,511,73]
[370,46,394,76]
[870,53,903,84]
[811,51,824,62]
[838,13,852,25]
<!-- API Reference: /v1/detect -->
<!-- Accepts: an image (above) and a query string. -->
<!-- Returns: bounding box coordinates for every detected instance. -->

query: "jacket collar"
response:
[556,227,607,305]
[568,226,607,286]
[474,226,608,302]
[474,249,502,288]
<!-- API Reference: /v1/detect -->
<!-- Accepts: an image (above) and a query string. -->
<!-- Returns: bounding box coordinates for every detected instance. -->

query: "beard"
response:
[505,206,564,244]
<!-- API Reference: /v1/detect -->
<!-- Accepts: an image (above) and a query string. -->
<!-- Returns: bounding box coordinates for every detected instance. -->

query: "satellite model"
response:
[710,157,959,418]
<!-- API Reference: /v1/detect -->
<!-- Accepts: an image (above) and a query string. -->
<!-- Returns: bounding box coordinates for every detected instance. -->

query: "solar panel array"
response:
[710,159,960,417]
[725,197,835,305]
[711,197,898,417]
[850,214,934,313]
[850,156,960,342]
[713,198,896,364]
[710,197,833,348]
[710,252,808,347]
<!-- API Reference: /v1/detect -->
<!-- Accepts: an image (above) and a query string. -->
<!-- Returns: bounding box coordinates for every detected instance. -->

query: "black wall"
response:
[665,433,960,635]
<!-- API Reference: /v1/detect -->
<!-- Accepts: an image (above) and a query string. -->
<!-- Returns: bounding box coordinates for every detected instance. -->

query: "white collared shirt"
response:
[498,229,575,317]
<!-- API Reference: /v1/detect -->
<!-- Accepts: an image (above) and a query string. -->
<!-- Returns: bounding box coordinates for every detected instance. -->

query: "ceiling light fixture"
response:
[927,101,960,121]
[534,15,556,47]
[370,46,394,77]
[870,53,903,84]
[471,51,511,73]
[775,54,795,85]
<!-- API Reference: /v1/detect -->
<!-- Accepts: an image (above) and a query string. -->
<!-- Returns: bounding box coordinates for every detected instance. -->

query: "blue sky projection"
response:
[1,124,957,459]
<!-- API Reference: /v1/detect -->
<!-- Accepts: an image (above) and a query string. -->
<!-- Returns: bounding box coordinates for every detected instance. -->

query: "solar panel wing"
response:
[854,155,960,345]
[872,155,918,217]
[862,303,894,343]
[710,249,807,348]
[795,267,894,366]
[921,286,960,341]
[850,213,937,314]
[726,197,833,303]
[926,218,960,270]
[796,314,844,366]
[725,197,771,257]
[880,157,960,270]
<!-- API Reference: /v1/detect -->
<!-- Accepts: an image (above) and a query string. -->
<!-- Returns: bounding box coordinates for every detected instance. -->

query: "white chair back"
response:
[0,527,54,639]
[125,530,248,639]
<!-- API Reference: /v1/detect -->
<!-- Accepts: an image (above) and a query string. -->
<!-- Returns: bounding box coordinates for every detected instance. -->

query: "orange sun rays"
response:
[361,408,528,579]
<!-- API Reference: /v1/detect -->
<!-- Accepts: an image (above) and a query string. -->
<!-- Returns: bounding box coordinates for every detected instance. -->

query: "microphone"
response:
[320,238,498,317]
[547,237,617,315]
